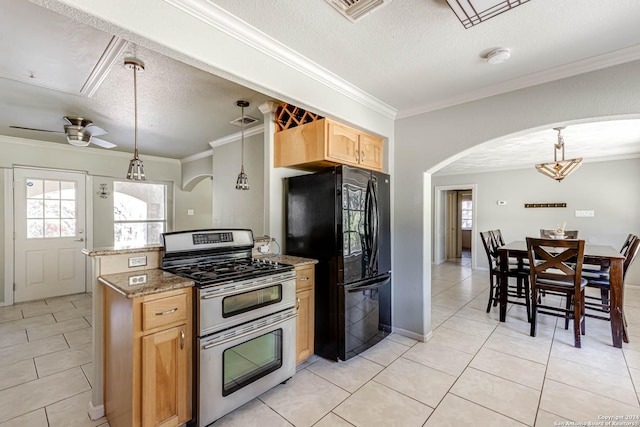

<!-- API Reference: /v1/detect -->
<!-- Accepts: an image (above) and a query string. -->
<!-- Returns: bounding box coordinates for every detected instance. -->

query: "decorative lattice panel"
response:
[275,103,323,132]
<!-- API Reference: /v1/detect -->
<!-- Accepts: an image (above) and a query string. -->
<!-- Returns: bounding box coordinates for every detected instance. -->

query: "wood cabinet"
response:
[295,264,315,362]
[104,286,192,427]
[275,118,383,172]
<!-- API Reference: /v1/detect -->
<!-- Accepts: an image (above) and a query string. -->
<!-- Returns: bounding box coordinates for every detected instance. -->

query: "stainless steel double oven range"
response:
[162,229,296,426]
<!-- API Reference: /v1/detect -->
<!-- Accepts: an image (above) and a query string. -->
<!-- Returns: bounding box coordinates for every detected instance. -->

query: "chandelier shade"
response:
[445,0,530,29]
[125,59,146,181]
[535,127,582,182]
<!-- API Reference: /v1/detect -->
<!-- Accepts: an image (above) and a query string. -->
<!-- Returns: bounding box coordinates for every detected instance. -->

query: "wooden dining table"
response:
[497,240,627,348]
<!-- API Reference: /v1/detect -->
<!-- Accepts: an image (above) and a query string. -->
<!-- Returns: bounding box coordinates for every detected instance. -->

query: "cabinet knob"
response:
[355,150,360,162]
[361,150,365,162]
[296,297,301,310]
[180,330,185,350]
[299,277,309,281]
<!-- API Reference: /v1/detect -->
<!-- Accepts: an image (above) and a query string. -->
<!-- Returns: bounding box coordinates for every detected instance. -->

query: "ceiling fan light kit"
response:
[235,100,250,190]
[125,59,146,181]
[446,0,530,29]
[535,127,583,182]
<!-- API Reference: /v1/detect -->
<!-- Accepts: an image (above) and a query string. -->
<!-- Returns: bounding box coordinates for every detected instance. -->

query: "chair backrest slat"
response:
[623,237,640,280]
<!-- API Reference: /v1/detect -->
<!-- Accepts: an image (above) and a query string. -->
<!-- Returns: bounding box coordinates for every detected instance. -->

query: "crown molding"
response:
[398,44,640,119]
[208,124,264,149]
[433,153,640,177]
[180,149,213,164]
[0,135,179,164]
[164,0,397,119]
[80,36,129,97]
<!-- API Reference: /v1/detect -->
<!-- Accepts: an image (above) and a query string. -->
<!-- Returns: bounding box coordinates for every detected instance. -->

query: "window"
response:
[461,199,472,230]
[113,181,166,246]
[26,179,77,238]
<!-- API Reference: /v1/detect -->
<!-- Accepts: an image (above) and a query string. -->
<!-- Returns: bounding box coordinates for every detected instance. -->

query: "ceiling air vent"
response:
[324,0,389,22]
[230,116,259,127]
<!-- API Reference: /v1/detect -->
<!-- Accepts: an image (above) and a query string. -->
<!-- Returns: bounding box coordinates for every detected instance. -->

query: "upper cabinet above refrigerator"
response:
[273,104,384,172]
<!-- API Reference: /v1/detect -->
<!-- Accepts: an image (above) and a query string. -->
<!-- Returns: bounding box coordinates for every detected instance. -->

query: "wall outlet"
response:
[128,256,147,267]
[187,209,194,216]
[258,244,270,254]
[128,274,147,286]
[575,210,595,217]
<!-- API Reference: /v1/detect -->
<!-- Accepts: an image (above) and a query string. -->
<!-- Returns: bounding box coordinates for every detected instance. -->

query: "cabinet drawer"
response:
[296,266,314,291]
[142,294,187,331]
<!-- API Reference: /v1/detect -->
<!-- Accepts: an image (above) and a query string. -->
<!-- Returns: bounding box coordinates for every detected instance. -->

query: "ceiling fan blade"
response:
[90,137,117,149]
[85,124,107,137]
[10,125,64,133]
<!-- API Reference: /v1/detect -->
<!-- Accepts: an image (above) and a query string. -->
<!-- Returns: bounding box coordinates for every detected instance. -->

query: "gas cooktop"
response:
[164,258,292,285]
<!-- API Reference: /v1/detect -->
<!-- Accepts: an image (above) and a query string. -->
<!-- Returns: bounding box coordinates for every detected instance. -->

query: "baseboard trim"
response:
[88,401,104,420]
[392,327,432,343]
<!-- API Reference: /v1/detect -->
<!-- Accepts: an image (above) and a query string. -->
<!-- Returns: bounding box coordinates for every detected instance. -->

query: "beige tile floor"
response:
[0,293,106,427]
[2,255,640,426]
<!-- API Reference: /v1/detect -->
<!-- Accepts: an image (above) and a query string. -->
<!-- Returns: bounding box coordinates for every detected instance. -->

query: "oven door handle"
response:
[200,277,293,299]
[202,311,296,349]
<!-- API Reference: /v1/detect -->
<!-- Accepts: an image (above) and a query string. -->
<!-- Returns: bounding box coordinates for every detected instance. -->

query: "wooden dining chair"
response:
[526,237,587,348]
[583,236,640,320]
[540,229,579,239]
[481,231,530,319]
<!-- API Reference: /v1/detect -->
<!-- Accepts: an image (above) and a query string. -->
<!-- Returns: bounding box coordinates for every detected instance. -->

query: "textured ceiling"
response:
[1,0,639,164]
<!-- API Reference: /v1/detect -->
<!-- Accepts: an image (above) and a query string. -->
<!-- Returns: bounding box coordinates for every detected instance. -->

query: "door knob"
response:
[75,238,84,242]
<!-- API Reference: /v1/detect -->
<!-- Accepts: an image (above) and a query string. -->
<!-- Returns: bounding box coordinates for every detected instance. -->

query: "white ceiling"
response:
[1,0,640,167]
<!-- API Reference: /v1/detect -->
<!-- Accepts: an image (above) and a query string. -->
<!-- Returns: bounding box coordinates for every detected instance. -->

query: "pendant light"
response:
[235,100,250,190]
[125,59,146,181]
[535,127,583,182]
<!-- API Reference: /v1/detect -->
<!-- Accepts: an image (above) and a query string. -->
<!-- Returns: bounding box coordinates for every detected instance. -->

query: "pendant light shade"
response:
[125,59,146,181]
[235,100,250,190]
[535,127,582,182]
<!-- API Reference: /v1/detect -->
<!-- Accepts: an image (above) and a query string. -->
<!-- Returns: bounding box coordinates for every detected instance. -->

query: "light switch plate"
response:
[128,256,147,267]
[575,210,595,217]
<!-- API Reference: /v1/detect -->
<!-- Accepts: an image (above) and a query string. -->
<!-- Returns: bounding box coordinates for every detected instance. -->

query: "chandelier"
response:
[125,58,146,181]
[535,127,582,182]
[235,100,250,190]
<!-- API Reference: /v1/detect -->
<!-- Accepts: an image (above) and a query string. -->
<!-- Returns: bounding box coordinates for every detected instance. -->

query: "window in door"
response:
[461,199,472,230]
[26,179,77,238]
[113,181,166,246]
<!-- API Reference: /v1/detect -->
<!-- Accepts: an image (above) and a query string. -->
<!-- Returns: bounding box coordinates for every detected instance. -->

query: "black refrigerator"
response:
[285,165,391,361]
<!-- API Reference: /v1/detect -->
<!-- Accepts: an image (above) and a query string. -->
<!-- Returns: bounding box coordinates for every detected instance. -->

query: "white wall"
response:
[212,133,265,235]
[395,61,640,338]
[433,159,640,285]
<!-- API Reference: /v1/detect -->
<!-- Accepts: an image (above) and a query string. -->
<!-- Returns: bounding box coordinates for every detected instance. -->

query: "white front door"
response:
[14,168,87,302]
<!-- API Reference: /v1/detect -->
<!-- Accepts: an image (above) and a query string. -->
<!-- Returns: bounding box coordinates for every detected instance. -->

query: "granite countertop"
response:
[254,254,318,267]
[99,269,193,299]
[83,244,163,257]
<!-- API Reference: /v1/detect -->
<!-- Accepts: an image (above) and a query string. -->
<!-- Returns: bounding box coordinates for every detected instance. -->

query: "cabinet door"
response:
[326,121,359,166]
[359,133,383,171]
[296,288,314,362]
[141,325,189,427]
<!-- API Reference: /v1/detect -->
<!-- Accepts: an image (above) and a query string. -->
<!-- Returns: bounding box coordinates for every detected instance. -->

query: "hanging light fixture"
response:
[445,0,530,29]
[125,59,146,181]
[535,127,583,182]
[235,100,250,190]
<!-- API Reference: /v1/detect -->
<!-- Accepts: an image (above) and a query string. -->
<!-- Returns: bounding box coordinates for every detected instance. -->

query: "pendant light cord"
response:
[241,103,245,171]
[133,65,139,160]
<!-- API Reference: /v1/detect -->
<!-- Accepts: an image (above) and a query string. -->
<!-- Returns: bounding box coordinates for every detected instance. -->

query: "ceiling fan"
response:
[10,116,117,149]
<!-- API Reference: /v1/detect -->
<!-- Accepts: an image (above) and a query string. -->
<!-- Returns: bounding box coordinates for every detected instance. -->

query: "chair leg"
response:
[564,295,571,330]
[601,288,610,312]
[486,273,496,313]
[574,293,582,348]
[580,292,586,336]
[524,277,531,322]
[530,288,538,337]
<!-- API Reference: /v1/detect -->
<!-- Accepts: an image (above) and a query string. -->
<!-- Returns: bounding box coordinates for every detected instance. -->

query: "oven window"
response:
[222,285,282,318]
[222,329,283,396]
